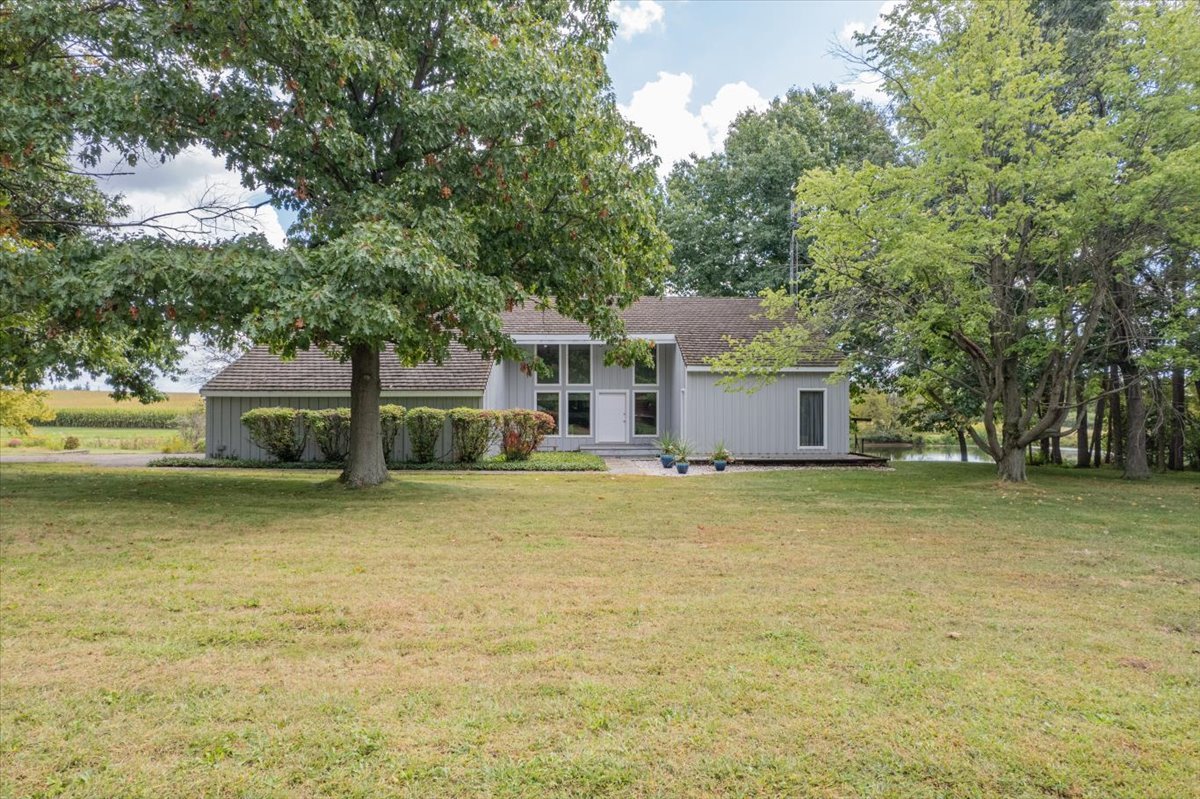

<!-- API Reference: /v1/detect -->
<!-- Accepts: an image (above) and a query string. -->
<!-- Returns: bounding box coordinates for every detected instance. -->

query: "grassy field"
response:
[2,427,180,453]
[1,462,1196,798]
[41,390,200,411]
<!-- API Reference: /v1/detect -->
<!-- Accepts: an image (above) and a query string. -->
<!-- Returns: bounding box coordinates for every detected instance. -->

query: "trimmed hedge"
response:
[36,408,179,428]
[405,407,447,463]
[241,408,308,461]
[380,405,406,461]
[149,452,606,472]
[498,409,555,461]
[303,408,352,462]
[448,408,500,463]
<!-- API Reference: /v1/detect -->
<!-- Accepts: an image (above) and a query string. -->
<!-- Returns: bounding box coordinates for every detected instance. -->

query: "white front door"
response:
[595,391,628,443]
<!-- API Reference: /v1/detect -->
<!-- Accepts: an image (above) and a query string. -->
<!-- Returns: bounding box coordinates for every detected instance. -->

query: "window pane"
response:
[536,344,559,384]
[798,391,824,447]
[633,392,657,436]
[536,392,559,434]
[567,392,591,436]
[634,353,657,385]
[567,344,591,385]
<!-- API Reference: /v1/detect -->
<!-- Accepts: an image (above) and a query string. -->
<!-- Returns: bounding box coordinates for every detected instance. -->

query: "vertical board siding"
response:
[205,395,479,461]
[683,372,850,456]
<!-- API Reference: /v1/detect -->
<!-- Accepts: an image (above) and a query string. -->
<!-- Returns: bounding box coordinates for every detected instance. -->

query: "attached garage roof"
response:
[201,343,494,394]
[202,297,839,394]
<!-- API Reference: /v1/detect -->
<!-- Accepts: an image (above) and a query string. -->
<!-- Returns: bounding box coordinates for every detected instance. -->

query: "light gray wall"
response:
[205,394,480,461]
[493,343,680,450]
[682,371,850,457]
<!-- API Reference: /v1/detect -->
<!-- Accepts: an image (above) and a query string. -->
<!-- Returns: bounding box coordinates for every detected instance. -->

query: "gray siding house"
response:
[201,297,850,460]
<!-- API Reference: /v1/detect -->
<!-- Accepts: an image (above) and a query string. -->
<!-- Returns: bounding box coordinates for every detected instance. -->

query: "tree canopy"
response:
[663,86,896,296]
[2,0,671,486]
[711,0,1199,482]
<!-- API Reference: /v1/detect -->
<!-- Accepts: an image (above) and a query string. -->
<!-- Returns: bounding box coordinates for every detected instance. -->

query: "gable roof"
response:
[501,297,839,367]
[201,297,839,394]
[201,343,493,394]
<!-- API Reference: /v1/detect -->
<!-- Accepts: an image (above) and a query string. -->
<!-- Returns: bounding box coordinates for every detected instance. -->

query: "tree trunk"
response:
[1168,367,1185,470]
[1050,434,1062,465]
[1076,382,1089,468]
[1122,373,1150,480]
[341,343,389,488]
[997,446,1026,482]
[957,427,969,462]
[1109,365,1123,465]
[1091,389,1105,468]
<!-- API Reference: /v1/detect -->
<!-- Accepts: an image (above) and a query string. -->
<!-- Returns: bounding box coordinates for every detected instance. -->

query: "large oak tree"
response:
[6,1,671,486]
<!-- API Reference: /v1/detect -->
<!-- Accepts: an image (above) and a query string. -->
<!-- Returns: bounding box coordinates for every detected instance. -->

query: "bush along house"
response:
[200,297,856,462]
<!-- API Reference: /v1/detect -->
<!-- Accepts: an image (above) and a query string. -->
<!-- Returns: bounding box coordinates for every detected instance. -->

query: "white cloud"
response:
[620,72,768,177]
[97,147,287,248]
[835,1,904,106]
[610,1,665,41]
[837,0,903,46]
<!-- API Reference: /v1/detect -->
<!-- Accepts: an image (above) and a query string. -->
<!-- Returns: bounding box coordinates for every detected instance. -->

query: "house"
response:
[200,297,852,461]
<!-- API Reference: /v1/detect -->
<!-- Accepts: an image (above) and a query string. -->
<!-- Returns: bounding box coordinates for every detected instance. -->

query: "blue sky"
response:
[606,0,891,175]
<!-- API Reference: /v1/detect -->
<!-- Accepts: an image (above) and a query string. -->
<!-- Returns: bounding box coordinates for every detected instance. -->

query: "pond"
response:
[862,444,1083,464]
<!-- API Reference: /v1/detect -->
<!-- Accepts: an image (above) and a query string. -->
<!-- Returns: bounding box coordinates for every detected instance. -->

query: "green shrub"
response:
[404,407,446,463]
[36,408,179,428]
[498,409,555,461]
[63,435,81,450]
[303,408,352,462]
[448,408,499,462]
[379,405,406,461]
[241,408,308,461]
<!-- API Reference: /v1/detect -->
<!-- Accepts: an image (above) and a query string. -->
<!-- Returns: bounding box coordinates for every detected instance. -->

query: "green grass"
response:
[2,427,181,453]
[1,462,1196,798]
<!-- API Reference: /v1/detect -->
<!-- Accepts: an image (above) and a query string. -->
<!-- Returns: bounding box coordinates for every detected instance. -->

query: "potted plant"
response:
[673,439,694,474]
[655,433,678,468]
[711,441,733,472]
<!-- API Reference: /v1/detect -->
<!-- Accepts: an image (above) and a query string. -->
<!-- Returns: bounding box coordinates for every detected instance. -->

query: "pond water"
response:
[863,444,1083,464]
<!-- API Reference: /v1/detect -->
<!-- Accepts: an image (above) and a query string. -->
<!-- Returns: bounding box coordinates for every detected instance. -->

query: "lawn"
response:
[0,462,1196,798]
[2,427,180,453]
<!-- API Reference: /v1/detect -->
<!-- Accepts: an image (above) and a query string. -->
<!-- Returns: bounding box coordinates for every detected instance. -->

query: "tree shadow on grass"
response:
[0,464,480,533]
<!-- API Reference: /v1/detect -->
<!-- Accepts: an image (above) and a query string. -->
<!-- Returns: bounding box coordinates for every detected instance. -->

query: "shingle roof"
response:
[202,298,839,393]
[201,343,494,393]
[501,297,840,367]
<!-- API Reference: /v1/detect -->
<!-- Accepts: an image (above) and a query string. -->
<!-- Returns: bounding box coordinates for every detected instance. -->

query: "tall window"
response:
[633,391,658,436]
[634,351,657,385]
[535,344,559,384]
[536,392,560,434]
[797,390,825,448]
[567,392,591,436]
[567,344,592,385]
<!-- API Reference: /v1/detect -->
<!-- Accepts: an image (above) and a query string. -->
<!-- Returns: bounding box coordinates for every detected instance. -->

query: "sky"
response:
[90,0,893,391]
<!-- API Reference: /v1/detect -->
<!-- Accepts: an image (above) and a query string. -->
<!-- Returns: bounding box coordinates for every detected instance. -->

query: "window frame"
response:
[632,349,658,386]
[796,387,828,449]
[565,343,593,387]
[534,344,561,386]
[565,391,593,438]
[535,390,561,435]
[632,390,659,437]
